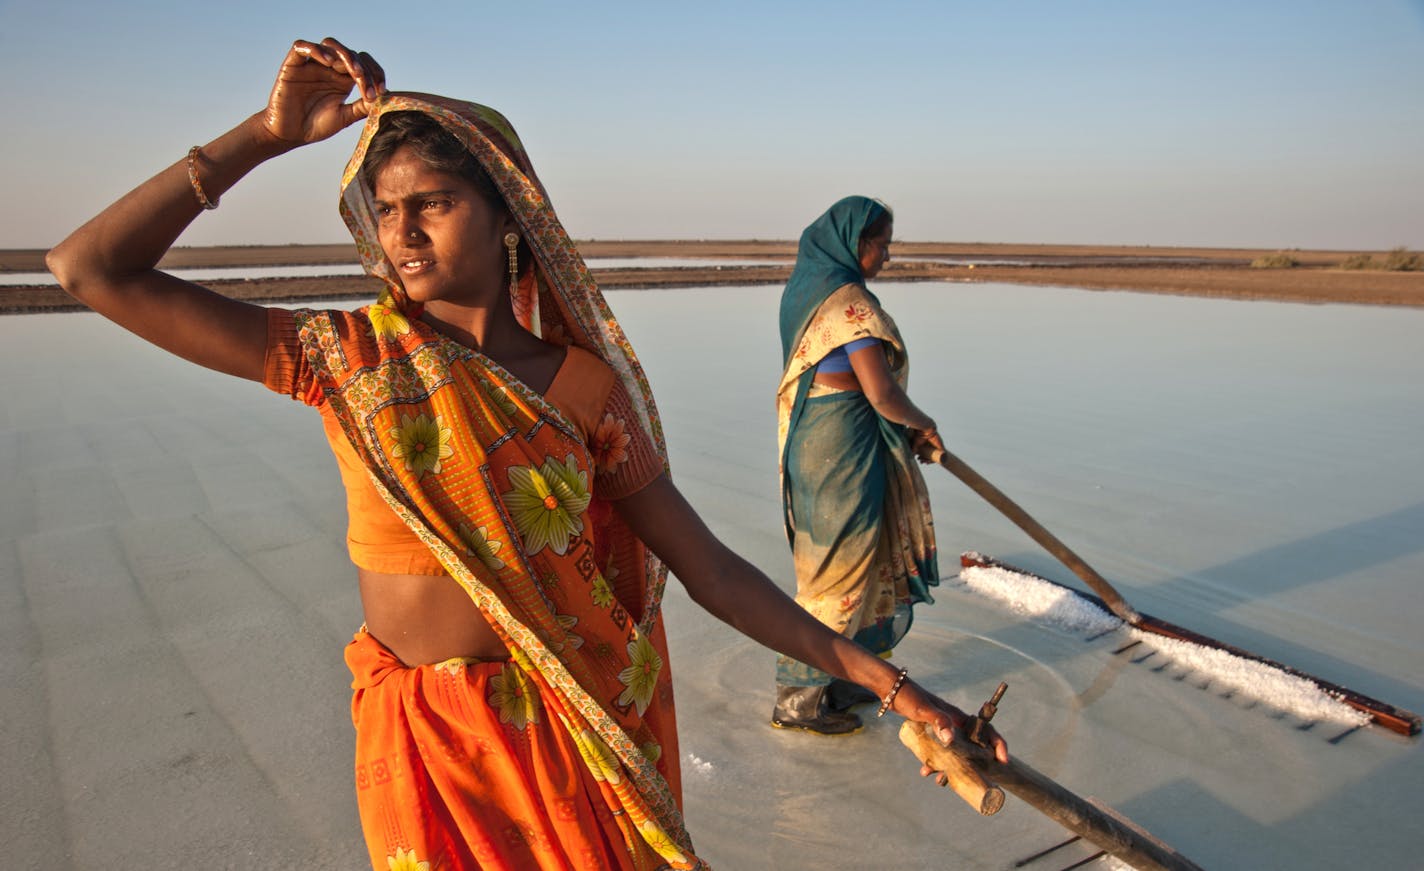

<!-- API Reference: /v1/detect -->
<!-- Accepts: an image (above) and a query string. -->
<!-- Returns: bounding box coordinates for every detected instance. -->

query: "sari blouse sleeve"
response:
[592,375,664,501]
[262,307,323,406]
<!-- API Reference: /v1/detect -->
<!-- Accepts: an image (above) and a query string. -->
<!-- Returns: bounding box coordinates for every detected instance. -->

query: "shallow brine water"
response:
[2,281,1420,869]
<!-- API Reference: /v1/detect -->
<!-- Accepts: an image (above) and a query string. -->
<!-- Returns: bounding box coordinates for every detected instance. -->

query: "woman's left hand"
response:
[893,679,1010,773]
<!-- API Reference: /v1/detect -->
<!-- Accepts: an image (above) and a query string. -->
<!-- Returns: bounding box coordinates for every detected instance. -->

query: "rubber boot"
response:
[825,678,880,713]
[771,684,864,735]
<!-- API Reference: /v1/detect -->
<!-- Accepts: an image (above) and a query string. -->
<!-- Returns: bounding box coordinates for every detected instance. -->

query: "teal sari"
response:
[774,196,938,686]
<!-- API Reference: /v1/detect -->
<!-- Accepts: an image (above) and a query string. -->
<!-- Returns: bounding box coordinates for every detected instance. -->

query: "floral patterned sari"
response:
[274,93,704,870]
[773,197,938,687]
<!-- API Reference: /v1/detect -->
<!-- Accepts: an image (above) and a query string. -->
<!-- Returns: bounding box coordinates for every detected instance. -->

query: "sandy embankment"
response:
[3,240,1421,313]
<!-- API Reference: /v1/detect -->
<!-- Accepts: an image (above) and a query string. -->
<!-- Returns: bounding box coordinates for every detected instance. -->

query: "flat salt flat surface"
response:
[2,282,1421,869]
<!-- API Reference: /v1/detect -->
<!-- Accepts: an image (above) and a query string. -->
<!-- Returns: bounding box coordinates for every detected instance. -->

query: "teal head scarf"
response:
[778,195,891,363]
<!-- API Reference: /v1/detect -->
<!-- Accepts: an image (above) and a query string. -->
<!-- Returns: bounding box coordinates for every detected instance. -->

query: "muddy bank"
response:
[5,241,1420,312]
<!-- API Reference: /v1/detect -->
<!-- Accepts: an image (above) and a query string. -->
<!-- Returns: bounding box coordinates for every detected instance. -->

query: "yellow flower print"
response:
[555,612,584,649]
[570,727,623,785]
[591,413,631,475]
[503,454,590,555]
[617,632,663,715]
[479,377,520,417]
[387,847,431,871]
[388,413,454,478]
[638,819,689,866]
[458,523,506,572]
[509,646,536,674]
[489,662,541,730]
[368,301,412,340]
[590,571,614,608]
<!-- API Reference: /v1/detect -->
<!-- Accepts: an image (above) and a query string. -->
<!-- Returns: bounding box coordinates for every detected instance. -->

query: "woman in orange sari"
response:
[47,37,1006,870]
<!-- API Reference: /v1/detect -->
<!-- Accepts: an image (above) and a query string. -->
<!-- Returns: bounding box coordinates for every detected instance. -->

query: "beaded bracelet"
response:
[186,146,219,210]
[876,666,909,717]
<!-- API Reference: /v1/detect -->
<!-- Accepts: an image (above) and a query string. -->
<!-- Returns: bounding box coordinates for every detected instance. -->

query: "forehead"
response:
[369,146,473,199]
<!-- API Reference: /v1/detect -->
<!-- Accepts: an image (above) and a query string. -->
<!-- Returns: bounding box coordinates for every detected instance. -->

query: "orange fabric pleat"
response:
[347,630,669,870]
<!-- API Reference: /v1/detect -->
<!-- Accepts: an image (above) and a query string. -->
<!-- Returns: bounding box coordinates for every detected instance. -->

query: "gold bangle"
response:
[186,146,219,210]
[876,667,909,717]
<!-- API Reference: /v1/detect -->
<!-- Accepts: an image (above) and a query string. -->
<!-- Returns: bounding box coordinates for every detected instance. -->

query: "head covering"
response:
[778,195,891,363]
[772,196,937,696]
[339,92,666,455]
[315,94,701,868]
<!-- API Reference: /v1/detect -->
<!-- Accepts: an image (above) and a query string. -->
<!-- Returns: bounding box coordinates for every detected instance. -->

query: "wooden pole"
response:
[928,447,1143,625]
[923,737,1005,816]
[931,447,1422,737]
[900,721,1207,871]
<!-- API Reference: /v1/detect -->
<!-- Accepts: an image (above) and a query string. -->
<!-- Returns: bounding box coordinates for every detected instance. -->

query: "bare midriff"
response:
[350,334,568,667]
[812,370,862,392]
[358,568,508,665]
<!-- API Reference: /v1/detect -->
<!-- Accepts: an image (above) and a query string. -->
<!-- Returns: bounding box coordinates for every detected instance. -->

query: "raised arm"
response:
[614,474,1008,762]
[45,38,386,381]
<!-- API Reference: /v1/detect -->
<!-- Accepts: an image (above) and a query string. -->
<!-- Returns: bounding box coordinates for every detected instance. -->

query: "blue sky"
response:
[2,0,1421,250]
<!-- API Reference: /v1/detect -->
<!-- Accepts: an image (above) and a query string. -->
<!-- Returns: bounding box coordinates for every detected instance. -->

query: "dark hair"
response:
[360,111,504,210]
[861,208,893,242]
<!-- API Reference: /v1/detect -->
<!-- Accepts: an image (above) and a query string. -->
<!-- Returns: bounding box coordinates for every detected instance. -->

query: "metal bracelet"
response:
[187,146,219,210]
[876,666,909,717]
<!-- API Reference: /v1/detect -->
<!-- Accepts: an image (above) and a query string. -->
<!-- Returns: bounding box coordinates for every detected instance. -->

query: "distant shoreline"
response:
[4,240,1421,313]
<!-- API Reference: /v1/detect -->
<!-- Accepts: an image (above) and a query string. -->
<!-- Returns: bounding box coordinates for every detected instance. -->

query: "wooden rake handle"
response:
[898,720,1206,871]
[927,446,1142,625]
[898,721,1005,815]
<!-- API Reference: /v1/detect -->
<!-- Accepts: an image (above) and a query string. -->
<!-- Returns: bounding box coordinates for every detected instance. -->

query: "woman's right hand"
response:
[912,426,945,463]
[260,37,387,147]
[893,679,1010,767]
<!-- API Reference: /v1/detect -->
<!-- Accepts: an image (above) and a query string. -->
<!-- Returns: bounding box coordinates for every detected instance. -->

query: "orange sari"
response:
[270,93,705,870]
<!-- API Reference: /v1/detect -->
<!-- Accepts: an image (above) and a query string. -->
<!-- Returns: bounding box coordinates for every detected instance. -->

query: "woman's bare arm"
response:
[614,474,1008,762]
[846,343,947,456]
[45,38,385,381]
[46,123,285,380]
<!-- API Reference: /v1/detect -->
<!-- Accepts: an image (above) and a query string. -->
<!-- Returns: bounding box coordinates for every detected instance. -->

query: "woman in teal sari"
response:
[773,196,945,734]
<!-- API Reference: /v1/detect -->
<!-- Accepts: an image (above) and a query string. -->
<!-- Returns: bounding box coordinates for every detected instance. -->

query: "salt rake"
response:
[899,682,1206,871]
[926,446,1421,737]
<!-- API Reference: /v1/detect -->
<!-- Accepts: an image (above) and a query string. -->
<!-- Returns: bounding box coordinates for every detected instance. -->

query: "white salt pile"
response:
[958,560,1372,728]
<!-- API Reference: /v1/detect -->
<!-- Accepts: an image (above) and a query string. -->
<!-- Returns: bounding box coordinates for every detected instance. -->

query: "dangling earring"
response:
[505,230,541,334]
[504,232,520,290]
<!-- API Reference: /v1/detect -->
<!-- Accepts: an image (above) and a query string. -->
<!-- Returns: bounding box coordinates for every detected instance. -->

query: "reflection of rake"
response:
[926,446,1421,737]
[900,683,1206,871]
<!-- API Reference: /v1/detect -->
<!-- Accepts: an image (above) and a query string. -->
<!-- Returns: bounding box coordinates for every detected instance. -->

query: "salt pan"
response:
[959,563,1371,728]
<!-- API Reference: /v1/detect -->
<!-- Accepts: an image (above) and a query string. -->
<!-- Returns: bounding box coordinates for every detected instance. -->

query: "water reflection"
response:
[5,282,1423,871]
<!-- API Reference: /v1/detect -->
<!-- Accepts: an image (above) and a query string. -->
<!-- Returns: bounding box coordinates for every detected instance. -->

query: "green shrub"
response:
[1340,253,1375,270]
[1250,251,1299,269]
[1382,247,1422,271]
